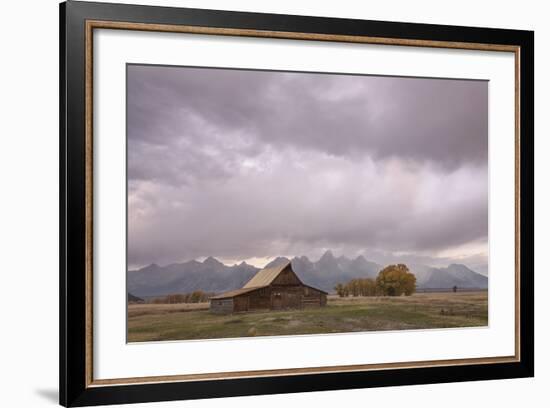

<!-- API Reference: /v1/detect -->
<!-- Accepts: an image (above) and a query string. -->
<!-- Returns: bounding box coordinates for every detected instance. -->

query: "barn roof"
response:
[243,261,297,289]
[210,261,327,300]
[210,287,260,300]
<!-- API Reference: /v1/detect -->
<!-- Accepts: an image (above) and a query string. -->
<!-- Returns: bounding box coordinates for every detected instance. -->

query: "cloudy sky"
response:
[127,64,488,273]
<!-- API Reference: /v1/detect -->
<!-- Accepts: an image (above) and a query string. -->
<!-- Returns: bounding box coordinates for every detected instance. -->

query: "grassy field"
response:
[127,291,488,342]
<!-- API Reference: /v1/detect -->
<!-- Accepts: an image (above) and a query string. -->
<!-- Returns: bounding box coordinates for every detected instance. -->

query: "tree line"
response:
[150,290,214,304]
[334,264,416,297]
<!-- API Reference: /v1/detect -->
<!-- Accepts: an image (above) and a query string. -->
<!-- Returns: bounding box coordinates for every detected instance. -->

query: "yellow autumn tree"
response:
[376,264,416,296]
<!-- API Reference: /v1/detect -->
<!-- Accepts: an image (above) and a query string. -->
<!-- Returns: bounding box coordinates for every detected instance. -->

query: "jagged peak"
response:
[203,256,223,266]
[265,256,290,268]
[320,249,335,260]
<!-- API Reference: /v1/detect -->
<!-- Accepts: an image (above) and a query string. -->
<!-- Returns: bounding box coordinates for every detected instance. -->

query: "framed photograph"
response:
[60,1,534,406]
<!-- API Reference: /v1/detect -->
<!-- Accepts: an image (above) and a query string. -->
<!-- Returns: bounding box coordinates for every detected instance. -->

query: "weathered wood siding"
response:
[233,296,250,312]
[302,286,326,308]
[210,298,234,314]
[272,268,301,286]
[247,287,271,310]
[270,286,302,309]
[209,264,327,313]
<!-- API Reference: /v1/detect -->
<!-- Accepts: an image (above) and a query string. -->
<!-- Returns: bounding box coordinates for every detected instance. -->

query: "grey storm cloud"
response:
[127,64,488,269]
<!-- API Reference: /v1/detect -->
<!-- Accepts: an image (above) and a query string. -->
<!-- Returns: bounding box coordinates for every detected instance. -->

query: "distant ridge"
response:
[127,251,487,297]
[411,263,488,289]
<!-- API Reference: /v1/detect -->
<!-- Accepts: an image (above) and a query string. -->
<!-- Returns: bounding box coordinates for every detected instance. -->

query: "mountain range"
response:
[128,251,487,297]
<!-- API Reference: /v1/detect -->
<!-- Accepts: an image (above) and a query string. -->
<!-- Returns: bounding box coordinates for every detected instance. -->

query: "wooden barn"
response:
[209,261,327,314]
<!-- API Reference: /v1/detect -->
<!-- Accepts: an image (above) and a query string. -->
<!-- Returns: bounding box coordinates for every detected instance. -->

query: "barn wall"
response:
[233,296,249,312]
[302,286,326,308]
[248,288,271,310]
[210,283,327,313]
[272,268,301,286]
[210,298,234,314]
[270,286,302,309]
[269,268,327,309]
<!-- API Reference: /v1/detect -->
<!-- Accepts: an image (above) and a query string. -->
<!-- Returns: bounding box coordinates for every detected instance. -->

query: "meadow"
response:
[127,291,488,342]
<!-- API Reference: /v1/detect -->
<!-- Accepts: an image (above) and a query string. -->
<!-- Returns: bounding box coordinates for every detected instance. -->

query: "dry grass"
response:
[128,302,209,318]
[128,291,488,342]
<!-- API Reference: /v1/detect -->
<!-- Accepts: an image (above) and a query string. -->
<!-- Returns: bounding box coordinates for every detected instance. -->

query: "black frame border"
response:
[60,1,534,406]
